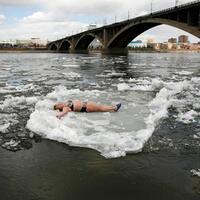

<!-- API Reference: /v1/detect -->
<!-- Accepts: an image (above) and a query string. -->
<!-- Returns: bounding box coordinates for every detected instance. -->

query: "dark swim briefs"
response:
[81,102,87,112]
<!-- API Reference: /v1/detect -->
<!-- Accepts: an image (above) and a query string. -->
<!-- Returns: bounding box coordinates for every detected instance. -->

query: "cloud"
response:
[36,0,153,18]
[22,11,63,23]
[42,0,192,17]
[0,14,6,24]
[0,11,86,40]
[44,0,124,15]
[0,0,40,6]
[20,11,87,39]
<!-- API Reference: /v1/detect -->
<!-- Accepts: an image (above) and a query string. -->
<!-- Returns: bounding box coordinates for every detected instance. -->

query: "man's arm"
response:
[56,107,71,119]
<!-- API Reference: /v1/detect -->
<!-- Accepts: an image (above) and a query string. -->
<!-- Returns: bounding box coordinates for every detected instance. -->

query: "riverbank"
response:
[90,49,200,53]
[0,48,199,54]
[0,48,48,53]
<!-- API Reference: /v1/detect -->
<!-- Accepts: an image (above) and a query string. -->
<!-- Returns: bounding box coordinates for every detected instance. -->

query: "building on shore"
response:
[29,38,47,47]
[178,35,189,43]
[147,35,200,51]
[152,42,180,50]
[168,38,177,43]
[0,40,16,48]
[147,38,156,44]
[188,43,200,50]
[128,40,147,48]
[87,24,97,30]
[0,38,47,49]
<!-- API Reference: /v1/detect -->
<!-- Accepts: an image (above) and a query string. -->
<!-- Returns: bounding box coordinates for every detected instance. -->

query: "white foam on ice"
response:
[62,72,81,78]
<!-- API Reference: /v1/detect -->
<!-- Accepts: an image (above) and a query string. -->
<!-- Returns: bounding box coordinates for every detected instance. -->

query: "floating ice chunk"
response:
[0,89,14,94]
[0,96,27,109]
[175,70,193,75]
[0,123,10,133]
[2,139,20,148]
[26,97,38,105]
[151,78,164,90]
[62,64,80,68]
[96,72,126,78]
[46,85,103,101]
[177,110,199,124]
[118,78,164,92]
[62,72,81,78]
[27,87,152,158]
[117,83,130,91]
[0,96,39,109]
[193,133,200,139]
[190,169,200,177]
[0,83,38,94]
[128,78,138,83]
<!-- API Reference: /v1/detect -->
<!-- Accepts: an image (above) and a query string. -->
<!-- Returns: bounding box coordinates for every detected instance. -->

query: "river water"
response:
[0,52,200,199]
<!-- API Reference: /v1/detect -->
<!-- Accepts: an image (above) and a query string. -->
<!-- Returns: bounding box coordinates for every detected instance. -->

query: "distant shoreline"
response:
[0,48,49,53]
[89,49,200,53]
[129,49,200,53]
[0,48,199,53]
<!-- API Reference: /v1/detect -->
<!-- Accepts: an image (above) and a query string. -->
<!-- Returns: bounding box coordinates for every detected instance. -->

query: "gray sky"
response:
[0,0,199,42]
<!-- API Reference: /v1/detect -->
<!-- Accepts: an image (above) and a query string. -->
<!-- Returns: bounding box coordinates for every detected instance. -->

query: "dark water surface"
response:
[0,52,200,199]
[0,141,200,200]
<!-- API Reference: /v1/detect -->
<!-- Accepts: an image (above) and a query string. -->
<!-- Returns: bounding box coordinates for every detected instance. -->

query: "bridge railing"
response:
[152,0,200,16]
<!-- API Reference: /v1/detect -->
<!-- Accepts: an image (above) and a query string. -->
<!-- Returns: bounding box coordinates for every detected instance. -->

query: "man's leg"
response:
[86,102,116,112]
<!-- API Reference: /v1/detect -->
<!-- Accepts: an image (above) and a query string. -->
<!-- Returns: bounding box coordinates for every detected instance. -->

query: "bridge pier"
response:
[48,49,57,52]
[187,10,192,26]
[58,50,70,53]
[101,48,128,55]
[199,7,200,29]
[69,49,89,54]
[103,28,109,48]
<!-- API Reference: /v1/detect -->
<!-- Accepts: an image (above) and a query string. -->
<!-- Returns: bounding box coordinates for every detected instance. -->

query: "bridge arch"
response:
[58,40,71,52]
[49,43,58,51]
[75,33,103,50]
[107,18,200,48]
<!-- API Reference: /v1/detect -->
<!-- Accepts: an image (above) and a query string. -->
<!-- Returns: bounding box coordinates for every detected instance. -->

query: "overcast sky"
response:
[0,0,199,43]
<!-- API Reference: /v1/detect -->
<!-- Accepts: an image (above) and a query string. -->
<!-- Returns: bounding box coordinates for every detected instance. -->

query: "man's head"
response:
[53,103,64,112]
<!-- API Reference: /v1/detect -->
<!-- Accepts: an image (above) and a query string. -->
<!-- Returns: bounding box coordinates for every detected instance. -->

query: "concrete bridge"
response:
[48,0,200,54]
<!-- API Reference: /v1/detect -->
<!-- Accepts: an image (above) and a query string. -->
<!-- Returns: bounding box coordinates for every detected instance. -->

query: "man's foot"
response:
[115,103,121,111]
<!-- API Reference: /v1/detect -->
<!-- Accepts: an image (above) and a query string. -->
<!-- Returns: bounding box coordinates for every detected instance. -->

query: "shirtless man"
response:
[54,100,121,119]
